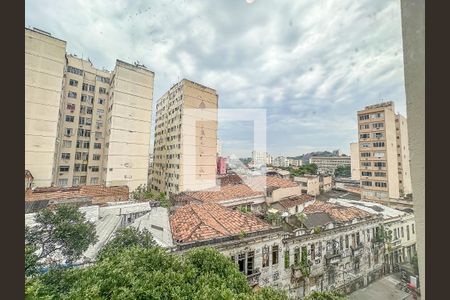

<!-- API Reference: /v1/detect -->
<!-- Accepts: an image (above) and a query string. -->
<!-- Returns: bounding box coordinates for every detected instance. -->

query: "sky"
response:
[25,0,407,158]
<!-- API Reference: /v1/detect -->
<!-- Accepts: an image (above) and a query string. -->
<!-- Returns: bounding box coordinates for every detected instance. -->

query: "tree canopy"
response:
[25,205,97,276]
[334,165,351,178]
[26,247,289,300]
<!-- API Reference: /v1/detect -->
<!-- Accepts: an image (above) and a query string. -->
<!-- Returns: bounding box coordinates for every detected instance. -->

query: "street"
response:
[348,274,419,300]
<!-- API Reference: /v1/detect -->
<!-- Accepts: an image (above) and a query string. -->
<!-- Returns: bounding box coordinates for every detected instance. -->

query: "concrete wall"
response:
[350,142,360,180]
[25,28,66,187]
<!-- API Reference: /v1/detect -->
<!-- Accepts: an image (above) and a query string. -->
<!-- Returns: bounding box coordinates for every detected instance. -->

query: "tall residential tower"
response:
[151,79,218,195]
[357,101,412,202]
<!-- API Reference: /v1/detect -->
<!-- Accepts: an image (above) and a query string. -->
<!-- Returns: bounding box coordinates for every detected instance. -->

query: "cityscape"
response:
[25,1,422,299]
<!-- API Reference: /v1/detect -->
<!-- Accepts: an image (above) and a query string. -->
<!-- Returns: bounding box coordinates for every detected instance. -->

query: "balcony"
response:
[246,269,261,286]
[351,244,364,257]
[324,251,342,265]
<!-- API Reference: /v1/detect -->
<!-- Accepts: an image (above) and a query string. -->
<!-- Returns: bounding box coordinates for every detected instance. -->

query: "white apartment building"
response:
[357,102,412,202]
[25,28,154,191]
[288,158,303,167]
[151,79,218,195]
[273,156,289,168]
[252,151,272,166]
[309,156,351,175]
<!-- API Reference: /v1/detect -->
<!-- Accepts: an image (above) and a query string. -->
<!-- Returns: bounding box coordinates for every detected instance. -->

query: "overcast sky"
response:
[26,0,407,158]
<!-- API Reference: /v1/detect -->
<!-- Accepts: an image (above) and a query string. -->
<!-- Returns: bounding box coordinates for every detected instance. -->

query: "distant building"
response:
[350,142,360,180]
[293,175,320,196]
[217,156,227,175]
[273,156,289,167]
[357,101,412,202]
[26,28,154,191]
[252,151,272,166]
[151,79,218,195]
[309,156,351,175]
[288,158,303,167]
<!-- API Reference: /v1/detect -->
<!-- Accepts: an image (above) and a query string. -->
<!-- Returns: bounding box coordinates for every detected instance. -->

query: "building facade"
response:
[309,156,351,176]
[25,28,67,187]
[293,175,320,196]
[252,151,272,166]
[151,79,218,195]
[350,142,360,181]
[288,159,303,167]
[25,28,154,191]
[357,102,412,202]
[273,156,289,168]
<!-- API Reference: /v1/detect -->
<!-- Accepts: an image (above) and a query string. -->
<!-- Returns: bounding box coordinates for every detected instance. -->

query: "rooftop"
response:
[277,194,315,209]
[303,201,372,223]
[327,198,407,219]
[175,184,264,204]
[170,203,271,243]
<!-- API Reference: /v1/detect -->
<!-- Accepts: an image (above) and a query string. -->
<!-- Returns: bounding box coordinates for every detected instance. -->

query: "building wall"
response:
[25,28,67,187]
[350,142,360,180]
[103,60,154,191]
[395,115,413,195]
[309,156,351,175]
[270,186,302,203]
[151,79,218,195]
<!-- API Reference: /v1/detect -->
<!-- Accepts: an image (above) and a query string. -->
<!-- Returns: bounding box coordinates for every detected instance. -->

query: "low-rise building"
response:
[293,175,320,196]
[273,156,289,168]
[309,156,351,176]
[288,159,303,167]
[269,194,315,215]
[320,175,332,193]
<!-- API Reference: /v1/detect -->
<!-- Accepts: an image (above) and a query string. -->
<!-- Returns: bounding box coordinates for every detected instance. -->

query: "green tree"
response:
[26,246,290,299]
[303,290,347,300]
[291,164,318,177]
[334,165,351,178]
[97,227,156,261]
[411,254,419,275]
[130,184,155,201]
[25,205,97,275]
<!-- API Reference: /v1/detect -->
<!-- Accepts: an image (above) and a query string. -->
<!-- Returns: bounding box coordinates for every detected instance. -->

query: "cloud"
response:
[26,0,407,157]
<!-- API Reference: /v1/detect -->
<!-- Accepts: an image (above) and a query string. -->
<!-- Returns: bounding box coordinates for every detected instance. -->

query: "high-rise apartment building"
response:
[25,28,66,187]
[151,79,218,195]
[357,101,412,202]
[25,28,154,191]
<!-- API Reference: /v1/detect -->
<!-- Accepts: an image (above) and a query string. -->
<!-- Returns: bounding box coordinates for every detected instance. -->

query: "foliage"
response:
[265,211,282,225]
[303,290,347,300]
[299,247,310,277]
[25,205,97,275]
[334,165,351,178]
[130,184,155,201]
[130,185,171,208]
[97,227,156,261]
[296,212,308,224]
[26,246,289,300]
[237,205,251,214]
[313,226,323,234]
[290,164,318,177]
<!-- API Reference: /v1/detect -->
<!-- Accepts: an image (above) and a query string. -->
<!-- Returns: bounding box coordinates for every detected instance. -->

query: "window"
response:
[82,83,88,91]
[359,114,369,120]
[69,79,78,86]
[79,117,85,125]
[77,129,91,137]
[93,154,101,160]
[284,250,290,269]
[247,251,255,275]
[362,181,372,187]
[72,176,80,186]
[97,109,104,116]
[361,142,371,148]
[68,91,77,98]
[64,128,73,136]
[94,143,102,149]
[86,118,92,125]
[362,162,371,167]
[372,132,384,138]
[96,76,110,83]
[67,66,83,76]
[372,122,384,129]
[360,124,369,130]
[272,245,279,265]
[80,176,87,184]
[58,179,68,186]
[74,164,88,172]
[310,243,315,260]
[91,166,99,172]
[89,85,95,92]
[63,140,72,148]
[87,107,93,114]
[59,166,69,172]
[339,236,344,250]
[61,153,70,160]
[360,133,370,139]
[83,141,90,149]
[361,152,371,157]
[373,142,385,147]
[262,246,269,267]
[345,235,349,248]
[374,162,386,167]
[412,224,415,234]
[80,105,86,114]
[81,94,87,102]
[370,112,384,119]
[361,171,372,176]
[96,121,103,129]
[401,227,404,238]
[374,172,386,177]
[406,225,410,240]
[99,87,107,94]
[65,115,75,122]
[374,182,387,187]
[98,98,105,105]
[374,152,385,158]
[294,248,300,266]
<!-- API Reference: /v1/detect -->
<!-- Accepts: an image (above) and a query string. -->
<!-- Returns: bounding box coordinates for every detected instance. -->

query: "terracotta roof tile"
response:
[245,176,298,191]
[303,201,372,223]
[176,184,264,204]
[278,194,314,209]
[170,203,271,243]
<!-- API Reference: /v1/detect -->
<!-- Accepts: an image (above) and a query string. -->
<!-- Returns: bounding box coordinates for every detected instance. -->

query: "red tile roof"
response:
[170,203,271,243]
[181,184,264,203]
[25,185,129,204]
[303,201,372,223]
[245,176,298,190]
[277,194,315,209]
